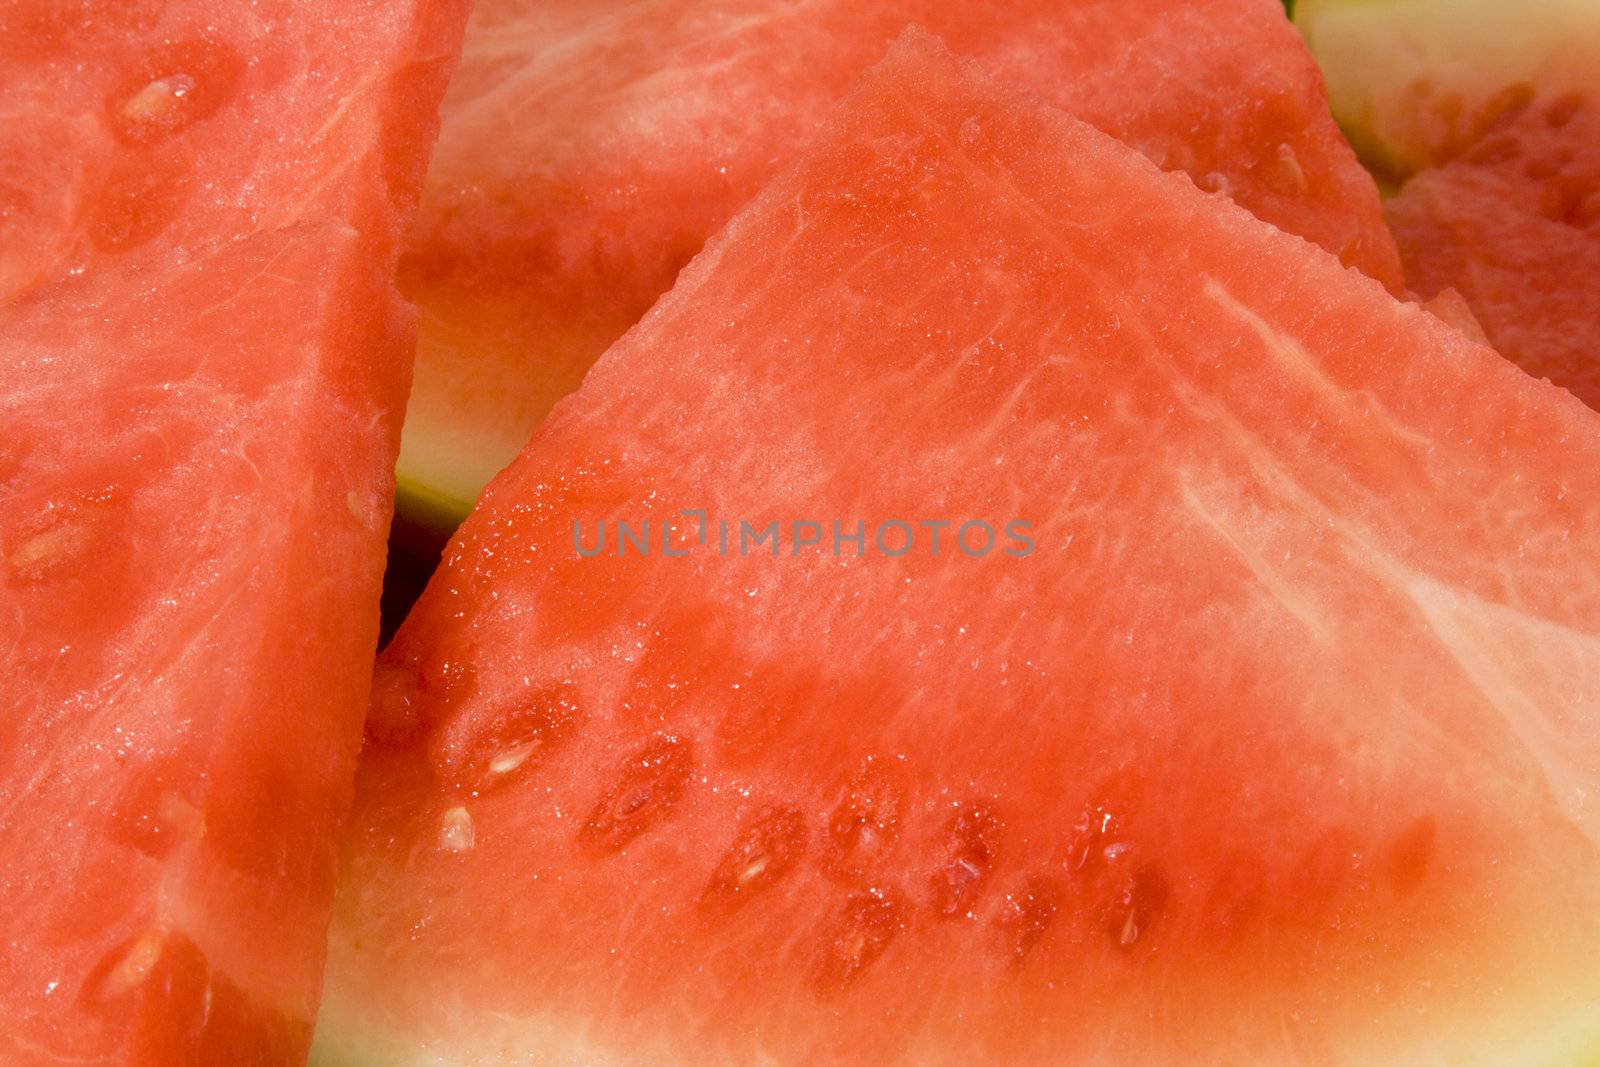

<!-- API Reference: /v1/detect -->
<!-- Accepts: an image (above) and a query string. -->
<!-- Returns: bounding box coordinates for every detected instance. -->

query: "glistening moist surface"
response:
[395,0,1402,505]
[0,0,470,1061]
[320,33,1600,1067]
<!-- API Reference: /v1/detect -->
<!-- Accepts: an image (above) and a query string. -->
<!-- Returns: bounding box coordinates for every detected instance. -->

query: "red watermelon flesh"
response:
[395,0,1404,514]
[318,32,1600,1067]
[1387,95,1600,410]
[1422,287,1491,345]
[0,0,470,1062]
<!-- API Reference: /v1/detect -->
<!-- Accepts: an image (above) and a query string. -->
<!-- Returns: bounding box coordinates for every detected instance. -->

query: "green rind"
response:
[1295,0,1600,178]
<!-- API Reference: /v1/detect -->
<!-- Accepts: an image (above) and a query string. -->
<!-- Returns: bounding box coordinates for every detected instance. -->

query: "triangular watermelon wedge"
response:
[0,1,471,1062]
[395,0,1404,517]
[318,30,1600,1067]
[1388,97,1600,410]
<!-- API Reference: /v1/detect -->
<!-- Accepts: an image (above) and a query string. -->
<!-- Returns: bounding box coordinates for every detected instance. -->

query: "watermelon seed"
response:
[1540,181,1595,229]
[438,806,475,852]
[700,808,806,912]
[1275,143,1307,192]
[824,759,905,880]
[577,736,693,854]
[345,490,378,524]
[118,75,198,137]
[96,931,164,999]
[1465,131,1519,166]
[1523,154,1562,182]
[811,890,904,995]
[1457,82,1539,163]
[106,39,242,146]
[1000,876,1062,962]
[488,739,541,776]
[430,681,582,792]
[366,665,427,747]
[1066,802,1124,875]
[1106,865,1170,950]
[9,519,90,574]
[928,805,1001,918]
[157,792,205,840]
[1545,93,1584,130]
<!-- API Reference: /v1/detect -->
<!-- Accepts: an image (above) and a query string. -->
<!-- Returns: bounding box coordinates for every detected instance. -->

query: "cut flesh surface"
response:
[396,0,1401,513]
[0,0,470,1062]
[1388,96,1600,410]
[318,33,1600,1067]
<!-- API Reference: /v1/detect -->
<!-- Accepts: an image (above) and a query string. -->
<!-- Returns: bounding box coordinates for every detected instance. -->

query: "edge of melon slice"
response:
[1296,0,1600,179]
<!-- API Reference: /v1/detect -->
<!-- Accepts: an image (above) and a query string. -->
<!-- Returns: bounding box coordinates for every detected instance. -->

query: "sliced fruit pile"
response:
[396,0,1402,518]
[1,2,1597,1066]
[314,30,1600,1067]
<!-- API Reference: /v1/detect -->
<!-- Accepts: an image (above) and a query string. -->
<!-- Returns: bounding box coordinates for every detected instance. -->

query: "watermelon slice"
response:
[396,0,1402,519]
[1387,98,1600,409]
[1298,0,1600,409]
[1295,0,1600,180]
[316,32,1600,1067]
[0,0,470,1061]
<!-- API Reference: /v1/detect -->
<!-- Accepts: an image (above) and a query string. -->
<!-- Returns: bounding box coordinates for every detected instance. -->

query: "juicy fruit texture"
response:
[0,1,469,1062]
[397,0,1401,514]
[1295,0,1600,179]
[1388,97,1600,409]
[318,34,1600,1067]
